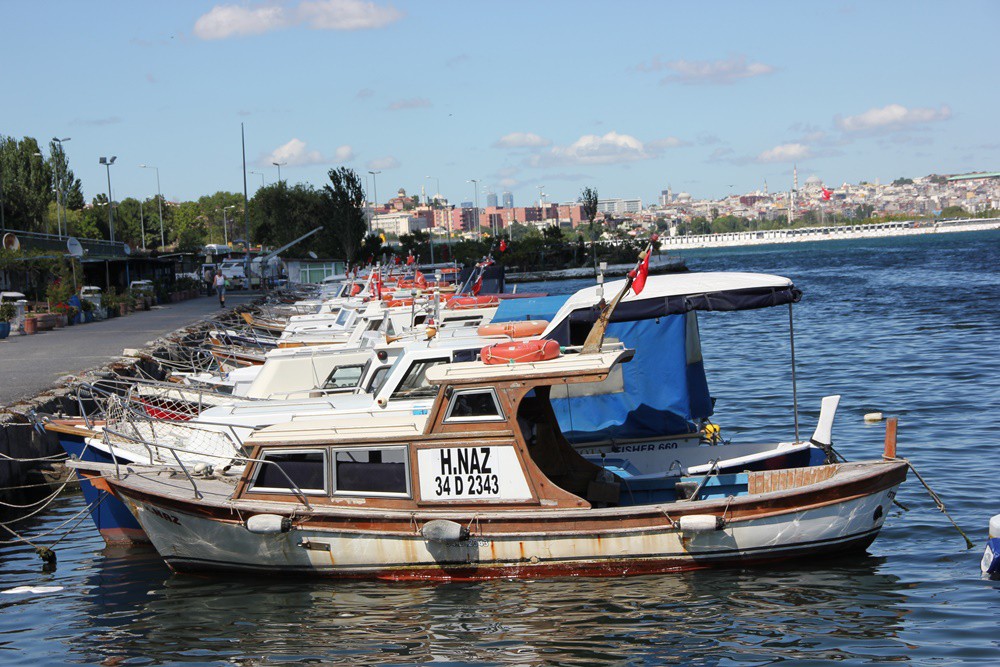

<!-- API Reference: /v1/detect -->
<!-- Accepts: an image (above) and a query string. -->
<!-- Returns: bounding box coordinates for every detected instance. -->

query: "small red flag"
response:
[472,275,483,295]
[499,239,507,252]
[821,187,832,201]
[407,254,415,265]
[632,251,651,295]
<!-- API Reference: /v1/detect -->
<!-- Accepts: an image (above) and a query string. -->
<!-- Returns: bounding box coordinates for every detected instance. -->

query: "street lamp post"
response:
[223,205,236,246]
[468,179,480,240]
[139,198,146,249]
[272,161,286,184]
[425,175,449,248]
[52,137,70,238]
[249,170,265,188]
[139,164,164,248]
[368,170,381,234]
[99,156,117,242]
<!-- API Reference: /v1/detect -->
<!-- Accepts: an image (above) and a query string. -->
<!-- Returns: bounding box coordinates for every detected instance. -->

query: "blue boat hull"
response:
[57,431,150,545]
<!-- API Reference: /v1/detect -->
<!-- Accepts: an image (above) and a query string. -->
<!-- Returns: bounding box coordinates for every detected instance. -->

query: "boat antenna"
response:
[581,235,657,354]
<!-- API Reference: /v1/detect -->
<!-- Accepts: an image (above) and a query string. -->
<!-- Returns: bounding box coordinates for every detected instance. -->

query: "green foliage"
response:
[0,303,15,322]
[892,177,914,186]
[45,260,74,306]
[0,135,53,231]
[939,205,968,218]
[323,167,368,261]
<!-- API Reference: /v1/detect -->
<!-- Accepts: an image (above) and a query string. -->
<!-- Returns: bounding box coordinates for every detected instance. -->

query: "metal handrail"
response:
[99,429,312,509]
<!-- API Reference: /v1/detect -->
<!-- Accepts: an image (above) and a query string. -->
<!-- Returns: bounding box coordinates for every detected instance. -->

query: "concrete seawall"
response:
[660,218,1000,250]
[0,295,256,501]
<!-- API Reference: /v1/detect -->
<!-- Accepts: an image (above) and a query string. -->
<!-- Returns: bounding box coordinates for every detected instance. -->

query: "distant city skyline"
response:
[3,1,998,207]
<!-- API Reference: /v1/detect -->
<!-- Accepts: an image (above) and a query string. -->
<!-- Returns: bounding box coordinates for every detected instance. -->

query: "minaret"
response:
[764,179,768,197]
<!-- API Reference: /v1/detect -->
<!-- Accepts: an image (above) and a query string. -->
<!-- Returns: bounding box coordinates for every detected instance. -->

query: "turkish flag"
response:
[499,239,507,252]
[407,254,415,265]
[822,187,832,201]
[472,275,483,295]
[632,250,651,295]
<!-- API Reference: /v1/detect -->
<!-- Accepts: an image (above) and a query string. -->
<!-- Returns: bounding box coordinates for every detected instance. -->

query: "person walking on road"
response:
[214,269,227,308]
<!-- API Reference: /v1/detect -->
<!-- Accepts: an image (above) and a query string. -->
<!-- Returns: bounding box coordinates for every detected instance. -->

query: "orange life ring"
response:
[481,339,560,365]
[477,320,549,338]
[448,295,500,309]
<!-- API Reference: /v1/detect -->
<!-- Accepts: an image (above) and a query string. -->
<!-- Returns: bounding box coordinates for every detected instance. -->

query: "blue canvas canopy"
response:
[542,272,798,443]
[491,295,570,323]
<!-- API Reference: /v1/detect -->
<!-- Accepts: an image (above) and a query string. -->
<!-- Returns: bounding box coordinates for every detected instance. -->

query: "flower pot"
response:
[85,311,94,323]
[23,317,37,335]
[119,303,128,317]
[0,322,10,339]
[54,314,67,328]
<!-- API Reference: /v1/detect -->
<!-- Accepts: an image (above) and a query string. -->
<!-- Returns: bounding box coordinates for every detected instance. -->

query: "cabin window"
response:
[390,358,448,400]
[333,447,409,496]
[249,450,327,495]
[323,364,365,390]
[444,388,505,423]
[367,365,391,394]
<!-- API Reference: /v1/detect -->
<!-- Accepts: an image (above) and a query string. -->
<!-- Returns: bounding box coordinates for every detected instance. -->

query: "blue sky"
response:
[3,1,998,207]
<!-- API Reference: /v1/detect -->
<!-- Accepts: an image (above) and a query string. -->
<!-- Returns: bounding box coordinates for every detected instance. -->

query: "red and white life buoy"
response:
[481,339,560,365]
[477,320,549,339]
[448,295,500,309]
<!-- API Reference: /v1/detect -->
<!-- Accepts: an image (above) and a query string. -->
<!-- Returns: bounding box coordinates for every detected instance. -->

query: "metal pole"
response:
[0,157,5,233]
[104,163,115,242]
[140,198,146,249]
[242,123,251,289]
[368,170,380,234]
[788,302,800,442]
[155,168,164,248]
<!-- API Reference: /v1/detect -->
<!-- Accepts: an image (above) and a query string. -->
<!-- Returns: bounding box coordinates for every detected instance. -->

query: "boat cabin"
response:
[234,346,746,511]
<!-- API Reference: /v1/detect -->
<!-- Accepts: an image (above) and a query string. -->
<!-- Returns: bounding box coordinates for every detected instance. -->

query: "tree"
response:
[939,205,968,218]
[323,167,368,262]
[0,135,52,232]
[580,186,598,275]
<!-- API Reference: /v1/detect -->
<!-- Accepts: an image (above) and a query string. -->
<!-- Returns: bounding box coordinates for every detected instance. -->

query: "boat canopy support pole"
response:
[789,302,800,442]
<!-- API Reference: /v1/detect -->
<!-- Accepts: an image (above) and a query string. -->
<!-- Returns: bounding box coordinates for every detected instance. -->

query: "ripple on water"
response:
[1,231,999,665]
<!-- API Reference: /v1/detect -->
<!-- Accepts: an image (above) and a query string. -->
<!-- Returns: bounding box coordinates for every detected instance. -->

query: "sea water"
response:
[1,231,998,665]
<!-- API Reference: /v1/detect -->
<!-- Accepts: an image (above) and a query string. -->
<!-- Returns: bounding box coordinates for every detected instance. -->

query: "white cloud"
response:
[548,131,686,164]
[756,143,811,163]
[298,0,402,30]
[334,145,355,162]
[498,178,518,188]
[836,104,951,133]
[640,55,774,85]
[194,4,290,40]
[647,136,688,150]
[194,1,402,40]
[494,132,551,149]
[367,156,399,170]
[267,138,325,166]
[388,97,431,111]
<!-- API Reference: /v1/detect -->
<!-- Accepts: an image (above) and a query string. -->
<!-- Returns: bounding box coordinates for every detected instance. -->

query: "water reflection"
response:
[59,555,913,665]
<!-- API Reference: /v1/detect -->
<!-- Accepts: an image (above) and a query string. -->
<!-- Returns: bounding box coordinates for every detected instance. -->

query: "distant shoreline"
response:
[659,218,1000,250]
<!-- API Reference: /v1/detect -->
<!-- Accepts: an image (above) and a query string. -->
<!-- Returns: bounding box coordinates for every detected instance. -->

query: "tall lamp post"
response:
[426,174,449,251]
[249,170,265,188]
[368,170,381,234]
[99,156,117,242]
[139,164,164,248]
[52,137,70,237]
[272,161,286,184]
[223,205,236,246]
[468,179,480,240]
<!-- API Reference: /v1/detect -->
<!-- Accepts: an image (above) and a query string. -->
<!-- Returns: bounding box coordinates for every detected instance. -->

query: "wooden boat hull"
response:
[107,460,905,580]
[46,422,151,546]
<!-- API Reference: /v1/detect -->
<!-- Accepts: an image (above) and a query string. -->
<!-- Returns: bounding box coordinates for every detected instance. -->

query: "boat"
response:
[66,254,907,578]
[70,342,906,579]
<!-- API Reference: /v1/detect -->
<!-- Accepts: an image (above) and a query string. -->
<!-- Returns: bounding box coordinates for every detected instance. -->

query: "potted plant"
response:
[80,298,95,323]
[103,288,118,318]
[0,303,15,339]
[23,313,37,335]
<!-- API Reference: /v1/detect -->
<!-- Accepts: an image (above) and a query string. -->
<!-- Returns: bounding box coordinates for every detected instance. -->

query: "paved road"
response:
[0,293,256,406]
